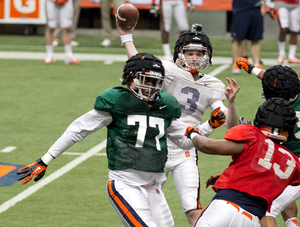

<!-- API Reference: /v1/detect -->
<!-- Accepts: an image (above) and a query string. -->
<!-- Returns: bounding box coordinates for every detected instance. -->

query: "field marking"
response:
[210,64,230,77]
[63,152,106,156]
[0,51,284,66]
[1,146,17,153]
[0,140,107,214]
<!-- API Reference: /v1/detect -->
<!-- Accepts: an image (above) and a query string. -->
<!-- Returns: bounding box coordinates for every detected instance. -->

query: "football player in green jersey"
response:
[236,57,300,227]
[17,53,196,227]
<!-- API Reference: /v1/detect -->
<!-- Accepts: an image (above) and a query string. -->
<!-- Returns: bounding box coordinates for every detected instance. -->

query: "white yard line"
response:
[63,152,106,156]
[210,64,230,77]
[0,51,282,65]
[1,146,17,153]
[0,139,107,214]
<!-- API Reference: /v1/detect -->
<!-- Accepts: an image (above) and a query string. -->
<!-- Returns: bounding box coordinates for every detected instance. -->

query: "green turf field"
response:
[1,34,300,226]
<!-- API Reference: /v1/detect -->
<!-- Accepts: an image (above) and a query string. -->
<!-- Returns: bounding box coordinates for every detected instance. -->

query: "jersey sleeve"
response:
[224,124,257,142]
[166,119,194,150]
[211,100,228,112]
[48,109,112,158]
[207,79,227,110]
[94,87,123,113]
[162,60,175,91]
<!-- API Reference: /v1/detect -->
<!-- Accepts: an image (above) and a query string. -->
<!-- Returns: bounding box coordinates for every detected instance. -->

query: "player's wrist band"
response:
[41,152,55,165]
[190,132,199,140]
[269,2,275,9]
[251,68,262,77]
[121,34,133,44]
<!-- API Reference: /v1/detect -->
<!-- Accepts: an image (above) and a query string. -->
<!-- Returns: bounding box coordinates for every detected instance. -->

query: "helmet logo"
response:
[274,77,278,86]
[192,37,201,41]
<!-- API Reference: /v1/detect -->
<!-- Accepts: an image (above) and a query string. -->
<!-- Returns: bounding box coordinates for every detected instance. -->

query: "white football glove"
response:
[187,2,194,13]
[149,3,159,18]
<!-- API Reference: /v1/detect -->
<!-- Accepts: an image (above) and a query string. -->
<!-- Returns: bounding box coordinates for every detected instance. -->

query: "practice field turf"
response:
[1,34,300,226]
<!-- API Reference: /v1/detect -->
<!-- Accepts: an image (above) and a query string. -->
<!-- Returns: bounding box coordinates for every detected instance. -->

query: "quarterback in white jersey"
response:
[163,60,227,126]
[118,21,240,226]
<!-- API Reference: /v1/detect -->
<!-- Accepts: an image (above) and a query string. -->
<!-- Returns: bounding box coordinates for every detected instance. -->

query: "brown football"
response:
[116,3,139,30]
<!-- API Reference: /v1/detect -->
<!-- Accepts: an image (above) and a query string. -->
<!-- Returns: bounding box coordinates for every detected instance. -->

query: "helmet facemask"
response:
[260,125,289,142]
[173,24,212,74]
[122,53,165,102]
[176,44,210,73]
[129,70,164,102]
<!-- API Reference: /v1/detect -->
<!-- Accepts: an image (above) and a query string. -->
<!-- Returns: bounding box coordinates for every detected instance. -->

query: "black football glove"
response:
[208,107,226,128]
[17,158,47,184]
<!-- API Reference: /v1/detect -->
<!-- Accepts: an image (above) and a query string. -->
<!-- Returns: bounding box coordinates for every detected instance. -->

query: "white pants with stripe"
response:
[107,180,174,227]
[195,199,260,227]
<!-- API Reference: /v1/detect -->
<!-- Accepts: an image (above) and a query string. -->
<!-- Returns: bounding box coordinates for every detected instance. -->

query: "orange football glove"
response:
[55,0,68,5]
[235,57,255,74]
[269,8,279,20]
[17,158,47,184]
[208,107,225,128]
[185,126,201,139]
[206,174,220,193]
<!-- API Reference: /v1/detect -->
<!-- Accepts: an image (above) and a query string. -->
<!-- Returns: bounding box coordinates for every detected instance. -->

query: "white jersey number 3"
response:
[258,139,296,179]
[128,115,165,151]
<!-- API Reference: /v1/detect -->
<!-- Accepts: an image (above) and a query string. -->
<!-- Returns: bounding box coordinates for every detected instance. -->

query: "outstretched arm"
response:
[167,119,195,150]
[185,126,244,155]
[47,110,112,158]
[116,15,138,58]
[235,57,265,80]
[223,78,240,129]
[17,110,112,184]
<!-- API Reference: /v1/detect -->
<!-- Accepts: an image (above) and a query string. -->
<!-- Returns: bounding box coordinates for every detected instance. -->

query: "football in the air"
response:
[116,3,139,30]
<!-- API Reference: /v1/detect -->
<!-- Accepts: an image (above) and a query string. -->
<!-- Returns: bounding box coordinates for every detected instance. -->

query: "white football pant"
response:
[107,180,174,227]
[195,199,260,227]
[46,0,73,29]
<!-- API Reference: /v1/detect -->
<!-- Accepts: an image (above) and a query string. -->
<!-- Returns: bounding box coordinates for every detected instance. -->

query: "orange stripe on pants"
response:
[107,180,143,227]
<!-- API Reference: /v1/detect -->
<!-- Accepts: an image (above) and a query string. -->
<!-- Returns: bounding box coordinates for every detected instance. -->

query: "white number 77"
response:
[258,139,296,179]
[128,115,165,151]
